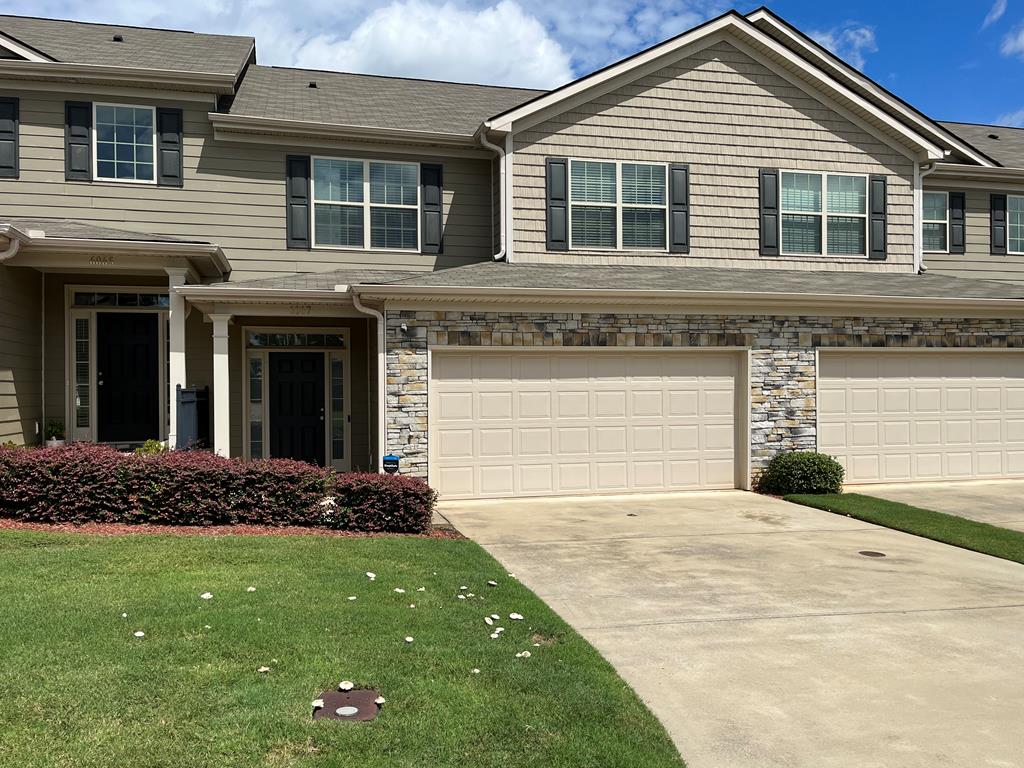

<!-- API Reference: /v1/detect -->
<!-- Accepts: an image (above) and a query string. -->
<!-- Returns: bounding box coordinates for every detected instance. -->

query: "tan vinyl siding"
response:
[0,263,42,445]
[8,89,494,280]
[923,185,1024,284]
[511,40,916,272]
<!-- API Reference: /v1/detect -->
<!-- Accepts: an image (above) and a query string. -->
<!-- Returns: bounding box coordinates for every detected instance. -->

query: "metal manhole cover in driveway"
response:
[312,690,382,721]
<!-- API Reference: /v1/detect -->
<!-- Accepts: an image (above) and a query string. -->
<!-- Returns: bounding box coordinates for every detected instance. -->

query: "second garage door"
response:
[430,350,740,499]
[819,351,1024,483]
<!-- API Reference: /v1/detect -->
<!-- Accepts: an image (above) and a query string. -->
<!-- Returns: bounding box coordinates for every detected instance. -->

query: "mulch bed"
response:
[0,519,463,539]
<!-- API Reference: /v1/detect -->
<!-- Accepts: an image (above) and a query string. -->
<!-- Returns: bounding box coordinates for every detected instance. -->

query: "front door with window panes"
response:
[245,330,351,471]
[67,289,169,444]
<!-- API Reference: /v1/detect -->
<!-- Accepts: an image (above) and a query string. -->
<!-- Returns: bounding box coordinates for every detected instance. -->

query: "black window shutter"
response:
[868,175,887,260]
[991,194,1007,255]
[0,97,19,179]
[948,191,965,255]
[285,155,311,250]
[546,157,568,251]
[668,163,690,253]
[421,163,443,254]
[65,101,92,181]
[156,107,184,187]
[758,169,779,256]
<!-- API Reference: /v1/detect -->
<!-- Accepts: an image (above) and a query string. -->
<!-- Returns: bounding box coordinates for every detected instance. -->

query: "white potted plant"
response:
[44,419,65,448]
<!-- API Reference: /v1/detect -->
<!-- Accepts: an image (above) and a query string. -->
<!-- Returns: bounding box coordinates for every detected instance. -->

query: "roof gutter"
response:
[176,286,344,302]
[0,60,238,93]
[927,162,1024,182]
[350,283,1024,313]
[209,113,479,147]
[476,128,507,261]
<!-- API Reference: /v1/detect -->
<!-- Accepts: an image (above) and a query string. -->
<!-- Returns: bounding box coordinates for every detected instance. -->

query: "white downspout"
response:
[0,236,21,262]
[917,162,938,273]
[478,129,507,261]
[343,285,386,473]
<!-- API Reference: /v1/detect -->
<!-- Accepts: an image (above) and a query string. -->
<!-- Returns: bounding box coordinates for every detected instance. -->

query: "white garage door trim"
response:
[817,348,1024,484]
[428,347,750,500]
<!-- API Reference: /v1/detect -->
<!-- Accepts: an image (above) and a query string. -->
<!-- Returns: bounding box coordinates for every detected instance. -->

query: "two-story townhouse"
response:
[2,8,1024,500]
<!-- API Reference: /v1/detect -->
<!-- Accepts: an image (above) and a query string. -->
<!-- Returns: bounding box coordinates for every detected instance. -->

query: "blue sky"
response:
[5,0,1023,126]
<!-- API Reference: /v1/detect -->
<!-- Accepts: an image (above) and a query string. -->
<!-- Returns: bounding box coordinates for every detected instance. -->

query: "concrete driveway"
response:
[440,491,1024,768]
[865,480,1024,532]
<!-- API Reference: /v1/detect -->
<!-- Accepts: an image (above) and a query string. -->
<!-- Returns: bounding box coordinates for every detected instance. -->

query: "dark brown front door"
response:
[96,312,160,443]
[268,352,326,466]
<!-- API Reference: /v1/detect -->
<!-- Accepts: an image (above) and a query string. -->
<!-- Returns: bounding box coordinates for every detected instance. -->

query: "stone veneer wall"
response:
[385,310,1024,480]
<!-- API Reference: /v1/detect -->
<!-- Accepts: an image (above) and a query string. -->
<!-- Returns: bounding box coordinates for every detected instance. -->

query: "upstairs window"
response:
[1010,195,1024,255]
[780,171,867,256]
[569,159,667,250]
[922,191,949,253]
[93,104,155,183]
[312,157,419,250]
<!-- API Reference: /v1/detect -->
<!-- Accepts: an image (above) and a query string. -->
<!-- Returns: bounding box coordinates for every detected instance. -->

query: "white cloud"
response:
[300,0,572,88]
[982,0,1007,30]
[996,108,1024,127]
[810,23,878,70]
[7,0,726,86]
[1001,25,1024,58]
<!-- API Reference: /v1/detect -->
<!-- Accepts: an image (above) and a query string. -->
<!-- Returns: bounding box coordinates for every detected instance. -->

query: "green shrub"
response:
[134,439,167,456]
[754,451,844,495]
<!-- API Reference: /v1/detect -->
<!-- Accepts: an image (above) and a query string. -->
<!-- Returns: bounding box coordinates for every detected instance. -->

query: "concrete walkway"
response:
[441,491,1024,768]
[865,480,1024,532]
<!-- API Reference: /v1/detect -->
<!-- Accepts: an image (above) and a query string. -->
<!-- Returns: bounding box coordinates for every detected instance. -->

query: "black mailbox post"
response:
[176,385,210,449]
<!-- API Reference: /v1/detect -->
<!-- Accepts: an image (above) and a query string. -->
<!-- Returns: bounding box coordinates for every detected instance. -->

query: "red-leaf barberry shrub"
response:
[0,443,435,533]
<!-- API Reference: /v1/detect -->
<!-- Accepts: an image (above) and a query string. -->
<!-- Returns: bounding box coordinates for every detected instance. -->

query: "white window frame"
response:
[91,102,158,185]
[567,158,670,252]
[64,285,169,444]
[1008,194,1024,256]
[922,191,949,254]
[242,326,352,472]
[310,156,421,252]
[779,170,869,258]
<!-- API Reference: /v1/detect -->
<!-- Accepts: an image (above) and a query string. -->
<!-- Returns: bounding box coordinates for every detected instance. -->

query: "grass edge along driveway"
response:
[0,530,684,768]
[786,492,1024,565]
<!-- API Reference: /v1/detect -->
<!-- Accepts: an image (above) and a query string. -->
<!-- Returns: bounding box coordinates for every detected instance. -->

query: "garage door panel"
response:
[820,352,1024,484]
[431,351,739,499]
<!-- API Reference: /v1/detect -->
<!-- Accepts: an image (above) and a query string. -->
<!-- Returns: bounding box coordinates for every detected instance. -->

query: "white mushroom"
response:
[459,586,468,591]
[471,668,481,674]
[509,613,524,620]
[347,596,357,601]
[338,680,354,691]
[204,625,212,630]
[257,666,271,673]
[133,630,145,638]
[487,580,498,587]
[121,613,128,619]
[489,632,499,639]
[200,592,213,600]
[366,572,376,580]
[246,586,257,593]
[457,595,467,600]
[409,604,416,608]
[405,636,414,643]
[490,614,500,620]
[416,587,426,592]
[515,651,532,659]
[312,699,325,709]
[374,696,386,705]
[495,627,505,634]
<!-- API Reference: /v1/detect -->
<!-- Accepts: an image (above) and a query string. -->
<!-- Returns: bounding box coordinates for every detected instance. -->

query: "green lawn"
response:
[0,530,682,768]
[785,493,1024,565]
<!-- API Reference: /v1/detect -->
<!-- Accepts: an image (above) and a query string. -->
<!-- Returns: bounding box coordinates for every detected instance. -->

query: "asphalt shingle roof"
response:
[0,15,253,77]
[228,65,542,136]
[940,121,1024,169]
[380,261,1024,301]
[4,217,207,243]
[220,269,422,291]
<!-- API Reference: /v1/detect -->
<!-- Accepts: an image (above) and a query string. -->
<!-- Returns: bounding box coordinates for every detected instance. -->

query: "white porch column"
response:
[165,268,189,448]
[209,313,233,456]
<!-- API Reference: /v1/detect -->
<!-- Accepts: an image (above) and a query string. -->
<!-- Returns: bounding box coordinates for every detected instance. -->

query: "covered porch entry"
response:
[179,283,379,471]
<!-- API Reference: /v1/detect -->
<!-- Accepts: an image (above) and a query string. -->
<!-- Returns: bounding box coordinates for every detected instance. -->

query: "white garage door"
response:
[430,350,739,499]
[819,352,1024,483]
